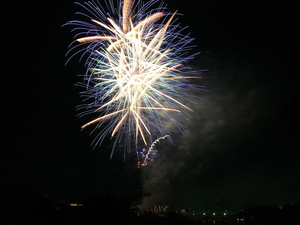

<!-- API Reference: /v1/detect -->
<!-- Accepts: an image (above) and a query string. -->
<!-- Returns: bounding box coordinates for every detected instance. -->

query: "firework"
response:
[138,135,170,167]
[65,0,200,158]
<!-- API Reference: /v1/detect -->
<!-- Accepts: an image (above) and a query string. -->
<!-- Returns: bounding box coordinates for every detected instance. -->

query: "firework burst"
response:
[65,0,201,158]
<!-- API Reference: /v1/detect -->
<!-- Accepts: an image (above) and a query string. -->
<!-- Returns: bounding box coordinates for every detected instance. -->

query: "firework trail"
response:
[64,0,201,158]
[138,135,170,167]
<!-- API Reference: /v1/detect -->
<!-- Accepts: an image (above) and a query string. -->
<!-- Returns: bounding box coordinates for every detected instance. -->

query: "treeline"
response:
[0,185,194,225]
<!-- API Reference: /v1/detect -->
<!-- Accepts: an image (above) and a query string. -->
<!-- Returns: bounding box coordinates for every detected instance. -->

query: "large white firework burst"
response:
[65,0,201,158]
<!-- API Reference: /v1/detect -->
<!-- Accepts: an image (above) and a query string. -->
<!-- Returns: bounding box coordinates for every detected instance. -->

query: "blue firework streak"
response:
[64,0,201,158]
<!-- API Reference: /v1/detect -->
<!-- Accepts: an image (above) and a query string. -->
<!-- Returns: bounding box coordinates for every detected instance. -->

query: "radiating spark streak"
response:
[139,107,181,112]
[107,18,125,35]
[143,82,194,112]
[122,0,133,33]
[64,0,202,156]
[77,36,117,43]
[131,13,165,32]
[111,112,128,137]
[131,108,150,145]
[165,76,202,80]
[143,12,176,57]
[81,109,126,129]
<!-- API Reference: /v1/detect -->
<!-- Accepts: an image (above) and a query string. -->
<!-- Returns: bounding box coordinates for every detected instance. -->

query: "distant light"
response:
[69,203,83,207]
[213,213,216,215]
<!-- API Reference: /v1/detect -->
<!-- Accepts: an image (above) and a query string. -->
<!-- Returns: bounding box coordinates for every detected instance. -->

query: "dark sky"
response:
[2,0,299,211]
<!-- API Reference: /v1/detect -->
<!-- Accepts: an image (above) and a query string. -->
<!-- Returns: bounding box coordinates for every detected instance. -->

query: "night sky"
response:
[2,0,299,212]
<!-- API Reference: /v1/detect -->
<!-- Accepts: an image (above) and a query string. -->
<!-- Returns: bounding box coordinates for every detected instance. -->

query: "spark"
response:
[64,0,201,158]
